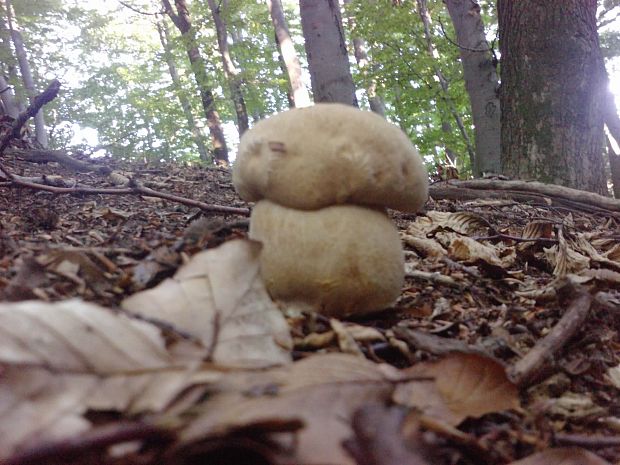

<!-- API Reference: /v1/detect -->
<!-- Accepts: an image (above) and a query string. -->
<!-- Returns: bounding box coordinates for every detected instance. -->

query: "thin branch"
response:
[1,176,250,215]
[117,0,165,15]
[508,281,592,388]
[0,79,60,156]
[437,16,490,53]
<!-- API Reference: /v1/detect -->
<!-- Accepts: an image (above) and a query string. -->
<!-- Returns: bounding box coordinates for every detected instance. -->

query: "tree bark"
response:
[162,0,229,164]
[267,0,311,108]
[498,0,607,194]
[444,0,500,177]
[156,18,210,162]
[299,0,358,106]
[4,0,47,146]
[342,0,385,116]
[0,74,18,118]
[416,0,475,168]
[0,10,23,113]
[207,0,249,135]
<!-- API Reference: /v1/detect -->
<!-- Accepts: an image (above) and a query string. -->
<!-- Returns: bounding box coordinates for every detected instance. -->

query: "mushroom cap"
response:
[249,200,405,317]
[233,103,428,213]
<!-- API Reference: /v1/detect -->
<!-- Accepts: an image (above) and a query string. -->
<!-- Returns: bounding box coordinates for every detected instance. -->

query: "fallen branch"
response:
[508,281,593,388]
[0,79,61,178]
[1,176,249,215]
[435,179,620,214]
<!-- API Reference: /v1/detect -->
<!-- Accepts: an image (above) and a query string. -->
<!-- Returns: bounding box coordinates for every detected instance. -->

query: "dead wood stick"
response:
[554,433,620,449]
[445,179,620,213]
[1,177,250,215]
[0,79,60,157]
[508,282,592,388]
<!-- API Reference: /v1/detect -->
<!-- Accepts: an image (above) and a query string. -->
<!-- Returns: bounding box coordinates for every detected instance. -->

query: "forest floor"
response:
[1,153,620,465]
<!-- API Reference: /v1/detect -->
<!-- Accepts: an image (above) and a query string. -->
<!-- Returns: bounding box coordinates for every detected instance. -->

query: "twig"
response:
[3,422,174,465]
[554,433,620,449]
[0,79,60,158]
[1,177,250,215]
[437,16,490,53]
[508,281,592,388]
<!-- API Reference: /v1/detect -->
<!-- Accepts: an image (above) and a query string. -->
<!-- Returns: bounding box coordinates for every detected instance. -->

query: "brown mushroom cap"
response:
[249,200,405,317]
[233,103,428,213]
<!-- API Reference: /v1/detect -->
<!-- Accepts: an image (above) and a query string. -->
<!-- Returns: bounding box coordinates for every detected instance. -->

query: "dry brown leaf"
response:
[178,353,398,465]
[123,239,292,368]
[0,299,178,373]
[0,299,225,459]
[394,352,519,425]
[0,365,220,459]
[509,448,611,465]
[448,236,508,267]
[401,233,448,258]
[521,221,554,240]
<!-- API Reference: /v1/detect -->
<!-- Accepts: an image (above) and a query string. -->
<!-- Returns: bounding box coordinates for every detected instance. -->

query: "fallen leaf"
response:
[177,353,398,465]
[394,352,519,425]
[0,299,176,373]
[123,239,292,368]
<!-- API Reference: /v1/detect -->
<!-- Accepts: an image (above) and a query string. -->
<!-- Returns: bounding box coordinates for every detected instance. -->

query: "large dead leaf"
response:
[123,240,292,367]
[509,448,611,465]
[0,299,222,459]
[122,239,292,368]
[394,352,519,425]
[0,299,177,373]
[176,353,399,465]
[0,365,220,459]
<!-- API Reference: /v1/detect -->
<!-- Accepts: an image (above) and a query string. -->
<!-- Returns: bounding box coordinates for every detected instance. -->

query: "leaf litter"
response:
[0,157,620,464]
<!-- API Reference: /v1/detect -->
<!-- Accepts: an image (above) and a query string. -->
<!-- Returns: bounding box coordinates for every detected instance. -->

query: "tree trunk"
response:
[416,0,475,168]
[0,10,24,113]
[207,0,249,135]
[156,18,210,162]
[5,0,47,146]
[444,0,500,177]
[498,0,607,194]
[342,0,385,116]
[0,74,18,118]
[267,0,311,108]
[162,0,229,164]
[299,0,357,106]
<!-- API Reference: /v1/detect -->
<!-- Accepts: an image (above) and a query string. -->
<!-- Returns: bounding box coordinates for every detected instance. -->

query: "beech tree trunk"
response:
[4,0,46,146]
[498,0,607,194]
[444,0,500,177]
[0,74,18,118]
[207,0,249,135]
[267,0,311,108]
[342,0,385,116]
[162,0,229,164]
[156,19,209,162]
[299,0,357,106]
[416,0,475,168]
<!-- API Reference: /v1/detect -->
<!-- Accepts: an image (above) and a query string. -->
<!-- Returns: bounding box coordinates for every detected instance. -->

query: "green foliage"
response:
[0,0,562,174]
[345,0,475,173]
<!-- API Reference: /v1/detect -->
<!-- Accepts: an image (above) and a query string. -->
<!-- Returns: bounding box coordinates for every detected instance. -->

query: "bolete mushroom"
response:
[232,103,428,212]
[249,200,405,317]
[233,103,428,317]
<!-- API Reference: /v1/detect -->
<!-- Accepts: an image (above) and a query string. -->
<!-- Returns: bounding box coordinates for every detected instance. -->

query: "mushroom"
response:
[233,103,428,317]
[249,200,405,317]
[232,103,428,212]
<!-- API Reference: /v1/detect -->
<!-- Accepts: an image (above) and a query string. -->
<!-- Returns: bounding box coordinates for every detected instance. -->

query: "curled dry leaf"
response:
[0,299,175,373]
[448,235,511,267]
[177,353,399,465]
[0,299,222,459]
[508,448,611,465]
[122,239,292,369]
[394,352,519,425]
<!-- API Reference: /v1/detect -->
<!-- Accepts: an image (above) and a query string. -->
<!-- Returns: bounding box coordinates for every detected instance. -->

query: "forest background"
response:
[1,0,620,193]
